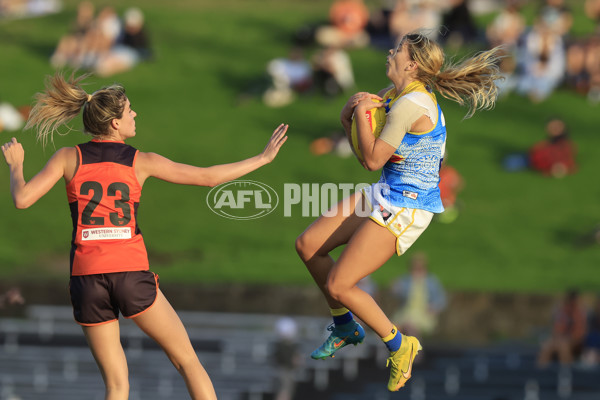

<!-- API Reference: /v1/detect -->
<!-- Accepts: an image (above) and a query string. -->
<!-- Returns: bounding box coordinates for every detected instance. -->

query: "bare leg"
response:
[82,321,129,400]
[327,219,397,338]
[132,290,217,400]
[295,192,367,308]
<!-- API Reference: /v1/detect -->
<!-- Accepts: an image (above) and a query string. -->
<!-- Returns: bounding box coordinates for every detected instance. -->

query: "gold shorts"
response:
[361,184,433,256]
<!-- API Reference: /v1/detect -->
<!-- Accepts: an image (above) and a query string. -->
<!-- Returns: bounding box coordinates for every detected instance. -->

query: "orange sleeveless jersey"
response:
[66,140,149,276]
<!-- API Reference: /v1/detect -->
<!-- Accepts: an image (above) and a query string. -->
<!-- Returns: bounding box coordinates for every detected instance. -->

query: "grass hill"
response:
[0,0,598,293]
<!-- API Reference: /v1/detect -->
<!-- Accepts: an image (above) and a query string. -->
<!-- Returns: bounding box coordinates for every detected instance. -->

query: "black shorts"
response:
[69,271,159,326]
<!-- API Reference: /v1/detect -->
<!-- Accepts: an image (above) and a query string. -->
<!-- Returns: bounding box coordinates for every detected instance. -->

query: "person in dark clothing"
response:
[440,0,479,47]
[95,7,153,76]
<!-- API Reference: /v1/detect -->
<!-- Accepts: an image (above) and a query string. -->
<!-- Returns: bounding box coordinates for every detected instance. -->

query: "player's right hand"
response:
[1,137,24,167]
[342,92,383,119]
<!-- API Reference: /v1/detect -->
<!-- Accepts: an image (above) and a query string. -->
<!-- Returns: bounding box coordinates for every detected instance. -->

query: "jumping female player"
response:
[1,72,288,400]
[296,33,504,391]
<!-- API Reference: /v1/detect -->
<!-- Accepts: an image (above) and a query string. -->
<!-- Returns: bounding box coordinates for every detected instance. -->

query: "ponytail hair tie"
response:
[87,94,93,103]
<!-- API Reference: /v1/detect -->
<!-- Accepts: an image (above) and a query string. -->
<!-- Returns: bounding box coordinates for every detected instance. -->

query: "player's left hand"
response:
[261,123,289,163]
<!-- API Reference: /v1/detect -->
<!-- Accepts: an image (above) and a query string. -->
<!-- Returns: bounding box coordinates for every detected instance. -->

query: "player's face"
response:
[386,42,413,81]
[116,98,137,139]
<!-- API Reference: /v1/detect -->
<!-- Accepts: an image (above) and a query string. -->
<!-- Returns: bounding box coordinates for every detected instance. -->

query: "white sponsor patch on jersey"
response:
[82,227,132,241]
[402,190,418,200]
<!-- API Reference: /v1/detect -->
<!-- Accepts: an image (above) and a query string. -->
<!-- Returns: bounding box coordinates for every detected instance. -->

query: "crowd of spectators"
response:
[18,0,599,103]
[362,0,600,102]
[490,0,600,103]
[258,0,600,108]
[372,0,598,103]
[258,0,484,107]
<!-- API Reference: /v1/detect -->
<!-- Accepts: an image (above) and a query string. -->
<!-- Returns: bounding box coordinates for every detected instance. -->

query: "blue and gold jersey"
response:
[377,85,446,213]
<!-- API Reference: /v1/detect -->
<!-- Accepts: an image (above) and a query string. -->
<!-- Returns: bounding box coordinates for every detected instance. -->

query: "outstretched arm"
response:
[2,138,70,209]
[136,123,288,187]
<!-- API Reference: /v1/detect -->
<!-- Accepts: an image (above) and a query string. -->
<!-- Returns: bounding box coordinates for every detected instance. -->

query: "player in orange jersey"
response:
[1,72,288,400]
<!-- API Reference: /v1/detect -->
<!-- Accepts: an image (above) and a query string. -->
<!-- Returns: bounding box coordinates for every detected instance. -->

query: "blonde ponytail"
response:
[433,48,505,119]
[25,72,89,146]
[25,72,127,146]
[401,33,505,119]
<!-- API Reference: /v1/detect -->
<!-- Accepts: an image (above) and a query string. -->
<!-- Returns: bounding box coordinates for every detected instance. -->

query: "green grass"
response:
[0,0,598,293]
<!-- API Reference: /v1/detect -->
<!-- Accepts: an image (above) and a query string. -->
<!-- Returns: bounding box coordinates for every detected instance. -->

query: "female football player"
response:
[2,72,288,400]
[296,33,504,391]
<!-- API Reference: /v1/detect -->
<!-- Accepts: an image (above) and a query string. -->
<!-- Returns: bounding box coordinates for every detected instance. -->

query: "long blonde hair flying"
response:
[401,33,505,119]
[25,72,127,146]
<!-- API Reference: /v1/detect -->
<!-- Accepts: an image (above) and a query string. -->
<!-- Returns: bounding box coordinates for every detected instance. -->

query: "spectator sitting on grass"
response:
[502,117,577,178]
[516,11,566,102]
[94,7,153,77]
[51,5,121,70]
[50,1,95,68]
[263,47,313,108]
